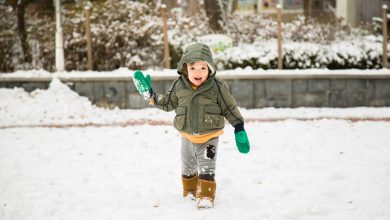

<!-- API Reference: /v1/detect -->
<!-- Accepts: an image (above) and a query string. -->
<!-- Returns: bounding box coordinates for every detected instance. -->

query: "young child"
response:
[133,43,250,208]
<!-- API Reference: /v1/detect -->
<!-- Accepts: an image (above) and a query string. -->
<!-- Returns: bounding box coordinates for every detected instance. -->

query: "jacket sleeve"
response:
[152,79,179,112]
[217,80,244,126]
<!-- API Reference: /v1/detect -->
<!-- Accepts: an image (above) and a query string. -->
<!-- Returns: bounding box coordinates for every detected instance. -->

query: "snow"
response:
[214,38,386,69]
[1,78,390,219]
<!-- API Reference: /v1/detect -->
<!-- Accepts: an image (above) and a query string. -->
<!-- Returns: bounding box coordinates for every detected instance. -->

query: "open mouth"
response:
[194,77,202,81]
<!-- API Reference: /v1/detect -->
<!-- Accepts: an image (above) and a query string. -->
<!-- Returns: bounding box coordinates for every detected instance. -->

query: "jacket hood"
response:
[177,43,217,77]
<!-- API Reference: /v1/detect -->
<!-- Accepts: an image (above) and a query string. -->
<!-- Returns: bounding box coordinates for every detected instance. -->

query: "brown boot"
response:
[196,179,216,208]
[182,175,198,198]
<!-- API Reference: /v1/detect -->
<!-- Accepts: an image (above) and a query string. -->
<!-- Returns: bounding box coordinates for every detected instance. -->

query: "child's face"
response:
[187,61,209,86]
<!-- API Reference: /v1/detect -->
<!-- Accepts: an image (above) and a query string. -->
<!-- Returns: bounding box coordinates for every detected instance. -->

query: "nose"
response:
[195,68,204,74]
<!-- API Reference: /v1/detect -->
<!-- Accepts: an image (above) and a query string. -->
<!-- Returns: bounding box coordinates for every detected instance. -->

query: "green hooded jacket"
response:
[153,43,243,135]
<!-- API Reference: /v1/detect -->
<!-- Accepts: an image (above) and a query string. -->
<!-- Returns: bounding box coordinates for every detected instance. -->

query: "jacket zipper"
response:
[193,95,198,134]
[189,92,198,134]
[188,79,213,135]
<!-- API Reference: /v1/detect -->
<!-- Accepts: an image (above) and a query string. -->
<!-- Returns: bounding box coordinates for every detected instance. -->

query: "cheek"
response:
[188,71,195,78]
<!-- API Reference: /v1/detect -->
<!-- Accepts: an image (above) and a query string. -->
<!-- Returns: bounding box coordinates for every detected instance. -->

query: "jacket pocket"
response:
[174,106,186,130]
[204,105,224,129]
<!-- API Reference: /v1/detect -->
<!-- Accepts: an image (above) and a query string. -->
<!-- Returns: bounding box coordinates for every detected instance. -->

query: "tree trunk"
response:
[39,0,54,11]
[161,0,176,9]
[303,0,311,22]
[231,0,239,14]
[16,0,31,63]
[187,0,200,16]
[204,0,224,32]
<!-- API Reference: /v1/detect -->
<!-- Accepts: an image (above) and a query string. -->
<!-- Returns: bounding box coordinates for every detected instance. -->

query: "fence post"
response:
[162,5,171,69]
[383,4,388,68]
[55,0,65,71]
[277,4,283,69]
[85,6,93,70]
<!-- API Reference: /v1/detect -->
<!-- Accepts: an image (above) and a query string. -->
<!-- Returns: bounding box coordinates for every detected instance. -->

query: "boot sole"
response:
[197,198,214,209]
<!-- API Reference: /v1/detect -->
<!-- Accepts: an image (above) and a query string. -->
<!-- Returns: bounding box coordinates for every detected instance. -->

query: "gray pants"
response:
[181,137,219,177]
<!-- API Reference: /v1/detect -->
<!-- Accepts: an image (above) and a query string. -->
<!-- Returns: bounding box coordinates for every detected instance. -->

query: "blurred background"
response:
[1,0,390,73]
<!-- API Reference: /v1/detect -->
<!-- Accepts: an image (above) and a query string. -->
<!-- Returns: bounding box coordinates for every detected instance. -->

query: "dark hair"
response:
[182,63,188,76]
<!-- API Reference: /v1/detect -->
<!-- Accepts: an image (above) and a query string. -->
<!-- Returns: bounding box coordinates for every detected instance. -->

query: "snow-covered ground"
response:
[1,78,390,219]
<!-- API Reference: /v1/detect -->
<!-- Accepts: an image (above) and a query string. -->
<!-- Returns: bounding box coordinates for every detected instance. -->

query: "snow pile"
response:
[0,77,130,126]
[0,78,172,127]
[0,78,100,126]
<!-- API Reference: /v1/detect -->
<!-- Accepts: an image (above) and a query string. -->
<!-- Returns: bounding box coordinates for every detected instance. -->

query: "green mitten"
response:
[235,131,250,154]
[233,123,250,154]
[133,70,154,100]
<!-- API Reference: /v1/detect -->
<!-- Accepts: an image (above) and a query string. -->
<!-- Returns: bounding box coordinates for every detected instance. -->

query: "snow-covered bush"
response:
[0,1,386,72]
[225,14,352,45]
[63,0,165,71]
[0,0,211,72]
[167,11,211,67]
[0,5,25,71]
[0,1,166,72]
[215,37,384,70]
[212,13,384,70]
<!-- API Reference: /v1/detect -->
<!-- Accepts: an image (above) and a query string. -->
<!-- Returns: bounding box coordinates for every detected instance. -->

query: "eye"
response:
[190,67,195,70]
[201,67,206,70]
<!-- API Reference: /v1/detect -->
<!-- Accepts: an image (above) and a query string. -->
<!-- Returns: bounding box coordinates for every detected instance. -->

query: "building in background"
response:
[355,0,390,25]
[331,0,390,26]
[235,0,281,13]
[236,0,303,14]
[233,0,390,27]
